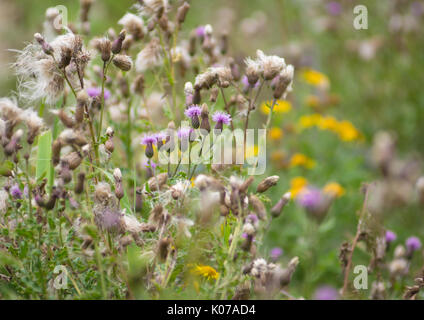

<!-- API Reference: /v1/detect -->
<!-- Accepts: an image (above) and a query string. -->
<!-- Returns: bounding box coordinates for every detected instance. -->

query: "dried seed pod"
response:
[75,91,88,123]
[135,187,143,212]
[240,176,254,194]
[74,172,85,194]
[257,175,280,193]
[157,237,171,262]
[52,139,62,166]
[249,194,267,220]
[58,109,75,128]
[113,54,133,71]
[63,151,83,170]
[147,173,168,191]
[59,160,72,184]
[200,103,210,134]
[210,87,219,102]
[176,2,190,26]
[133,74,145,96]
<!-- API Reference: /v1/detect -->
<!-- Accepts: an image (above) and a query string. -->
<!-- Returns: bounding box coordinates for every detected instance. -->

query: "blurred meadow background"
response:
[1,0,423,299]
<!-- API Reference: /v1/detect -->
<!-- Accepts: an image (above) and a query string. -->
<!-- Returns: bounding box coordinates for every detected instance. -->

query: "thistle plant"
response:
[0,0,423,301]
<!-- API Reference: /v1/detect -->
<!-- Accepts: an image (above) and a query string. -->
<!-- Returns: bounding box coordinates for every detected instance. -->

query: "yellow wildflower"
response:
[302,68,330,89]
[269,127,283,141]
[317,116,339,131]
[335,121,361,142]
[299,114,322,129]
[261,100,292,115]
[323,182,345,198]
[245,145,259,159]
[191,264,219,280]
[289,153,316,169]
[289,177,308,198]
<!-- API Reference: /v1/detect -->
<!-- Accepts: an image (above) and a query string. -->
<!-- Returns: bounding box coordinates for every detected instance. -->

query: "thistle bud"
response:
[257,175,280,193]
[193,88,201,104]
[200,103,210,134]
[113,54,132,72]
[229,59,241,81]
[4,129,23,156]
[52,139,62,166]
[75,172,85,194]
[45,188,60,211]
[177,2,190,26]
[219,32,228,55]
[114,168,124,201]
[133,74,145,96]
[157,237,171,262]
[135,187,143,212]
[249,194,267,220]
[75,91,88,123]
[188,30,196,56]
[111,29,126,54]
[99,38,112,62]
[63,151,83,170]
[34,33,53,56]
[271,192,291,217]
[210,87,219,103]
[58,47,72,69]
[59,160,72,184]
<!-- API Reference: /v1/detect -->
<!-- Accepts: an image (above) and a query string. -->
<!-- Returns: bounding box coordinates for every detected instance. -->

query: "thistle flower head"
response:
[135,0,169,19]
[10,184,22,199]
[141,134,157,146]
[177,127,194,140]
[297,187,323,210]
[118,13,145,40]
[86,87,111,100]
[386,230,397,243]
[184,105,202,118]
[256,49,286,80]
[212,111,231,125]
[406,236,421,252]
[270,247,283,261]
[135,38,163,72]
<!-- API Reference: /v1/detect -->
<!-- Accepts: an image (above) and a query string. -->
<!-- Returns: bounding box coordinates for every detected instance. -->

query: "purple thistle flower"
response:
[141,134,156,158]
[212,111,231,131]
[185,105,202,118]
[314,285,338,300]
[406,236,421,252]
[195,26,206,38]
[212,111,231,124]
[297,187,323,210]
[141,134,157,146]
[100,208,123,233]
[270,247,283,261]
[185,105,202,129]
[10,184,22,199]
[386,230,397,243]
[247,213,259,225]
[177,127,194,140]
[326,2,342,16]
[155,132,167,149]
[87,87,111,100]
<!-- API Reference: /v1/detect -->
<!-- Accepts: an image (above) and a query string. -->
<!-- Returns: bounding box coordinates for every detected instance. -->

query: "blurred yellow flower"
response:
[299,114,322,129]
[323,182,345,198]
[269,127,283,140]
[289,153,316,169]
[261,100,292,115]
[335,121,361,142]
[289,176,308,198]
[302,68,330,89]
[245,145,259,159]
[191,264,219,280]
[317,116,339,131]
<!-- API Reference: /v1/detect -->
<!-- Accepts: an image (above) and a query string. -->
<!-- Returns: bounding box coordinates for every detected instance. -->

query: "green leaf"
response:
[36,130,52,184]
[0,160,14,177]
